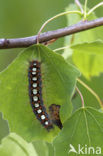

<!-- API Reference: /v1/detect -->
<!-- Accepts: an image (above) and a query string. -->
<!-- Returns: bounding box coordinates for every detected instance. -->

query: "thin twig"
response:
[37,10,82,43]
[75,0,84,14]
[0,17,103,49]
[88,2,103,16]
[76,87,85,108]
[54,46,70,52]
[77,78,103,109]
[84,0,88,19]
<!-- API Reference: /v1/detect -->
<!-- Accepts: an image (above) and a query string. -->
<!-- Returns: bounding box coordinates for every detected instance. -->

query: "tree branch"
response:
[0,17,103,49]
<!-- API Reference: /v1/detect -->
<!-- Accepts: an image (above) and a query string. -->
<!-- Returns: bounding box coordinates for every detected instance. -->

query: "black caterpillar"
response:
[28,60,53,130]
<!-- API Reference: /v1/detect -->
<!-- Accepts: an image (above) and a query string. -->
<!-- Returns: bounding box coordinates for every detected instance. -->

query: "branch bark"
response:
[0,17,103,49]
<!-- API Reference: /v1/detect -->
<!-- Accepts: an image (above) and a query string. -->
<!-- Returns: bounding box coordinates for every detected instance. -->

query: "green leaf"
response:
[71,41,103,79]
[0,112,9,143]
[33,141,48,156]
[0,44,80,142]
[0,133,37,156]
[46,142,54,156]
[33,141,54,156]
[53,107,103,156]
[33,140,54,156]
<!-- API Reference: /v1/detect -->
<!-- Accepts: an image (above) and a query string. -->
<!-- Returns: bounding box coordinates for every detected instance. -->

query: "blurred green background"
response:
[0,0,103,71]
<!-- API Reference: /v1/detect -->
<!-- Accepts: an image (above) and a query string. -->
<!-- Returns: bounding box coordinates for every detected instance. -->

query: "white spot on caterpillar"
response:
[41,115,45,120]
[33,96,38,101]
